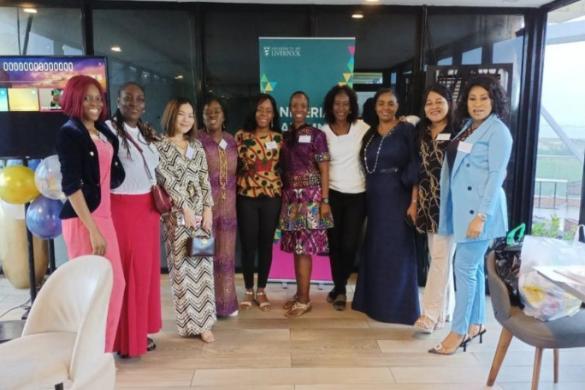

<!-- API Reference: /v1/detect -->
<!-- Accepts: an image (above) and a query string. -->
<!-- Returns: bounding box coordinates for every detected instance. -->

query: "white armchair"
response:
[0,255,116,390]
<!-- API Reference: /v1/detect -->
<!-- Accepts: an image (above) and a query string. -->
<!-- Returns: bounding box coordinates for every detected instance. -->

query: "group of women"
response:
[55,72,512,358]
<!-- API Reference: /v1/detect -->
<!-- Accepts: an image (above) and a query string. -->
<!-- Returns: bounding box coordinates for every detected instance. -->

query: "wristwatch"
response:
[321,197,330,205]
[476,212,487,222]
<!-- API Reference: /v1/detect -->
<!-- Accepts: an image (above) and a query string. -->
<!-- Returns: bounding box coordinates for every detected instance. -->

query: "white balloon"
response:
[34,155,65,200]
[0,199,25,220]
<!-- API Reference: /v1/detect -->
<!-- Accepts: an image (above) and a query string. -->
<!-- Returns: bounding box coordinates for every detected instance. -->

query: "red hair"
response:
[60,75,108,122]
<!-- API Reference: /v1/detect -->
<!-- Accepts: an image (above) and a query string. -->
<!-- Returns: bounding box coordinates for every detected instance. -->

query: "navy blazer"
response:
[56,117,125,219]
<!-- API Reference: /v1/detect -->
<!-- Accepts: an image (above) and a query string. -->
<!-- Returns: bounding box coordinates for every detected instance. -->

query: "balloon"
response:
[28,159,41,172]
[25,195,63,239]
[0,166,40,204]
[0,199,25,219]
[34,155,65,200]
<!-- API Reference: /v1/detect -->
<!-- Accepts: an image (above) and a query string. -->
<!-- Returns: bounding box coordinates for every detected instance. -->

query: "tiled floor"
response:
[1,274,584,389]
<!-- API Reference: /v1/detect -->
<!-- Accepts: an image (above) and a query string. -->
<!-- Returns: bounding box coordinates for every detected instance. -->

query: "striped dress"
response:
[156,138,216,336]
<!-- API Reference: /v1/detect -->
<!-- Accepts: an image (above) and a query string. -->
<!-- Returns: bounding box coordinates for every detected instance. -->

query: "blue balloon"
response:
[28,159,41,172]
[25,195,63,239]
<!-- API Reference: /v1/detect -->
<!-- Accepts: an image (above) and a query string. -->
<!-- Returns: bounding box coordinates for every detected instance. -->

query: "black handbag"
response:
[493,223,526,308]
[188,230,215,257]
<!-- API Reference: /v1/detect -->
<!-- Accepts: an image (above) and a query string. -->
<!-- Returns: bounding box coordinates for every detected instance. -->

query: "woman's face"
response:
[424,91,449,125]
[203,100,225,132]
[332,92,350,123]
[375,92,398,123]
[117,84,145,124]
[82,84,103,123]
[174,103,195,136]
[255,99,274,129]
[290,94,308,124]
[467,86,493,122]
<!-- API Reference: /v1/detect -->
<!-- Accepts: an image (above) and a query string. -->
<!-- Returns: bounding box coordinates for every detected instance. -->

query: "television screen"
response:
[0,56,108,158]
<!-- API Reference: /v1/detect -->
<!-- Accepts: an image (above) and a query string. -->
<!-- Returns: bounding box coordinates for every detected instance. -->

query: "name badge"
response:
[458,141,473,154]
[299,135,312,143]
[185,145,195,160]
[266,141,278,150]
[436,133,451,141]
[219,139,228,150]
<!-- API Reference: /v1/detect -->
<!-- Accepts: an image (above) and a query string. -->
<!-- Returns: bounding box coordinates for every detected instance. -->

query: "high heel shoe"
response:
[468,325,487,344]
[428,335,469,355]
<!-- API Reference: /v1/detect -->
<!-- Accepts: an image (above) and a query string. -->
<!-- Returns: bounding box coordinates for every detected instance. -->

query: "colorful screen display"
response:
[0,56,108,112]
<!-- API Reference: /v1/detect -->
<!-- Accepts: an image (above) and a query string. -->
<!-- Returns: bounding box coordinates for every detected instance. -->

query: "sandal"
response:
[240,290,254,310]
[146,337,156,352]
[200,330,215,343]
[414,315,437,334]
[285,301,312,318]
[255,290,272,312]
[283,294,298,310]
[468,325,487,343]
[428,335,469,355]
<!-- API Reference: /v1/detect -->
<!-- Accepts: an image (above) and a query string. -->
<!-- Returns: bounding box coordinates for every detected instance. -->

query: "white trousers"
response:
[421,233,455,323]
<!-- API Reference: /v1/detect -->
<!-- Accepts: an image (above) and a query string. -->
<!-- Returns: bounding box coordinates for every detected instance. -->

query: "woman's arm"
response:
[318,160,331,219]
[194,142,214,232]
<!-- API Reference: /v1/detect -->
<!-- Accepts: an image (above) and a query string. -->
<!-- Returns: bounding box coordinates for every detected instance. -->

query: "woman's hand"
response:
[182,206,200,229]
[89,228,107,256]
[320,203,332,220]
[466,215,485,239]
[202,207,213,233]
[406,202,417,224]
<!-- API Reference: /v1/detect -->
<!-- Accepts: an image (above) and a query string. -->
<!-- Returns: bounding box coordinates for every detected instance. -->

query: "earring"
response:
[270,120,274,128]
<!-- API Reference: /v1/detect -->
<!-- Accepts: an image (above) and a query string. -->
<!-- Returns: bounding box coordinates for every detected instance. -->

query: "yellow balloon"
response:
[0,166,40,204]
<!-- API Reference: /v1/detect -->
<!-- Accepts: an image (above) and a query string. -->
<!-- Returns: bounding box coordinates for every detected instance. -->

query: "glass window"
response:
[0,7,82,55]
[462,47,482,64]
[93,9,196,130]
[532,0,585,239]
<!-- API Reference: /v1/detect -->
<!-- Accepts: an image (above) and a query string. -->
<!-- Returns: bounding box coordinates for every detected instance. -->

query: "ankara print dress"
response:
[156,138,216,336]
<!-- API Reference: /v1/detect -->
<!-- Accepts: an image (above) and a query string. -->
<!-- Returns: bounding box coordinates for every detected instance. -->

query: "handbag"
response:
[188,230,215,257]
[493,223,525,308]
[125,131,173,214]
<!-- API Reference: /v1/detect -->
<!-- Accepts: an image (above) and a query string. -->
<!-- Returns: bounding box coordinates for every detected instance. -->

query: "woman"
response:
[156,98,216,343]
[413,84,456,333]
[321,85,369,311]
[56,75,126,352]
[351,88,420,324]
[235,94,282,311]
[430,75,512,355]
[106,82,162,357]
[197,96,239,317]
[280,91,333,317]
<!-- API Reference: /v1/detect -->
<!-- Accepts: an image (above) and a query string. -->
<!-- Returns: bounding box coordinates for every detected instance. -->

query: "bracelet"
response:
[321,197,330,205]
[411,199,417,204]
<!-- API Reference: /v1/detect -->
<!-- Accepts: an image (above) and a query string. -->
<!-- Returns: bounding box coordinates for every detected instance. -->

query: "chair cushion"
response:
[0,331,76,389]
[504,307,585,349]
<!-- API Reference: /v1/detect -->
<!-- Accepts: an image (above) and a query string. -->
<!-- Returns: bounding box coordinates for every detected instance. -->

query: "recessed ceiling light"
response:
[365,0,380,3]
[110,46,122,52]
[175,75,184,80]
[352,12,364,19]
[23,8,37,14]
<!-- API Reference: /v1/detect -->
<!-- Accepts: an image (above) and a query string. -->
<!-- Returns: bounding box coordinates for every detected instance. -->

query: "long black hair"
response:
[416,84,453,146]
[455,75,509,125]
[242,93,281,133]
[111,81,159,156]
[323,85,358,125]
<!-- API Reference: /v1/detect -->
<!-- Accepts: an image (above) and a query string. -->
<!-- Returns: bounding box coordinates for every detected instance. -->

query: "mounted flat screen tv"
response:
[0,56,108,158]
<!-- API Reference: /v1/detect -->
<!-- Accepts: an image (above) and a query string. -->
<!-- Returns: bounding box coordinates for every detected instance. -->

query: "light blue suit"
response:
[438,114,513,335]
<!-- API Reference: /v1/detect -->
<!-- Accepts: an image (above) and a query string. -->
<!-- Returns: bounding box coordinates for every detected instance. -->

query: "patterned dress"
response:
[279,125,333,255]
[415,126,452,233]
[197,131,238,317]
[235,130,282,197]
[155,138,216,336]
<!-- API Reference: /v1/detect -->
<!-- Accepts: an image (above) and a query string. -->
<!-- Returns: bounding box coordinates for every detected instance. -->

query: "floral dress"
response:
[156,138,216,336]
[279,124,333,255]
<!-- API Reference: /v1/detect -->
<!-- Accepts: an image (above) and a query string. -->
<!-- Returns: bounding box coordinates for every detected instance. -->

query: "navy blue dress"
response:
[352,122,420,324]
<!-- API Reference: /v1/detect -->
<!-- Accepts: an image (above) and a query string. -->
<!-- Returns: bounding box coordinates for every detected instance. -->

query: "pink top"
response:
[93,137,113,218]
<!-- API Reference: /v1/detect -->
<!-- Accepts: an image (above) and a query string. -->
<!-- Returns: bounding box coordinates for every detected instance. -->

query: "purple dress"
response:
[197,131,239,316]
[279,124,333,255]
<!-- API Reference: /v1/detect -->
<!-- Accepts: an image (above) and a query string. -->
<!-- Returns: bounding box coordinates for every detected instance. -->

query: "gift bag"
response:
[493,223,525,308]
[519,225,585,321]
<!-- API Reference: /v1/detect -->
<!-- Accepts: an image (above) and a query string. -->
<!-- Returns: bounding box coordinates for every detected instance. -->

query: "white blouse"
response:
[321,119,369,194]
[107,121,159,195]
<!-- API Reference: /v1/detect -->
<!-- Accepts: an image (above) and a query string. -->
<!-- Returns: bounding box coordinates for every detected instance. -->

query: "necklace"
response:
[363,131,392,174]
[331,122,350,136]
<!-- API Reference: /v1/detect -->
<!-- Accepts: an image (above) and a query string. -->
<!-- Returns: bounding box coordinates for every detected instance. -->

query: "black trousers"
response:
[327,189,366,295]
[237,194,281,289]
